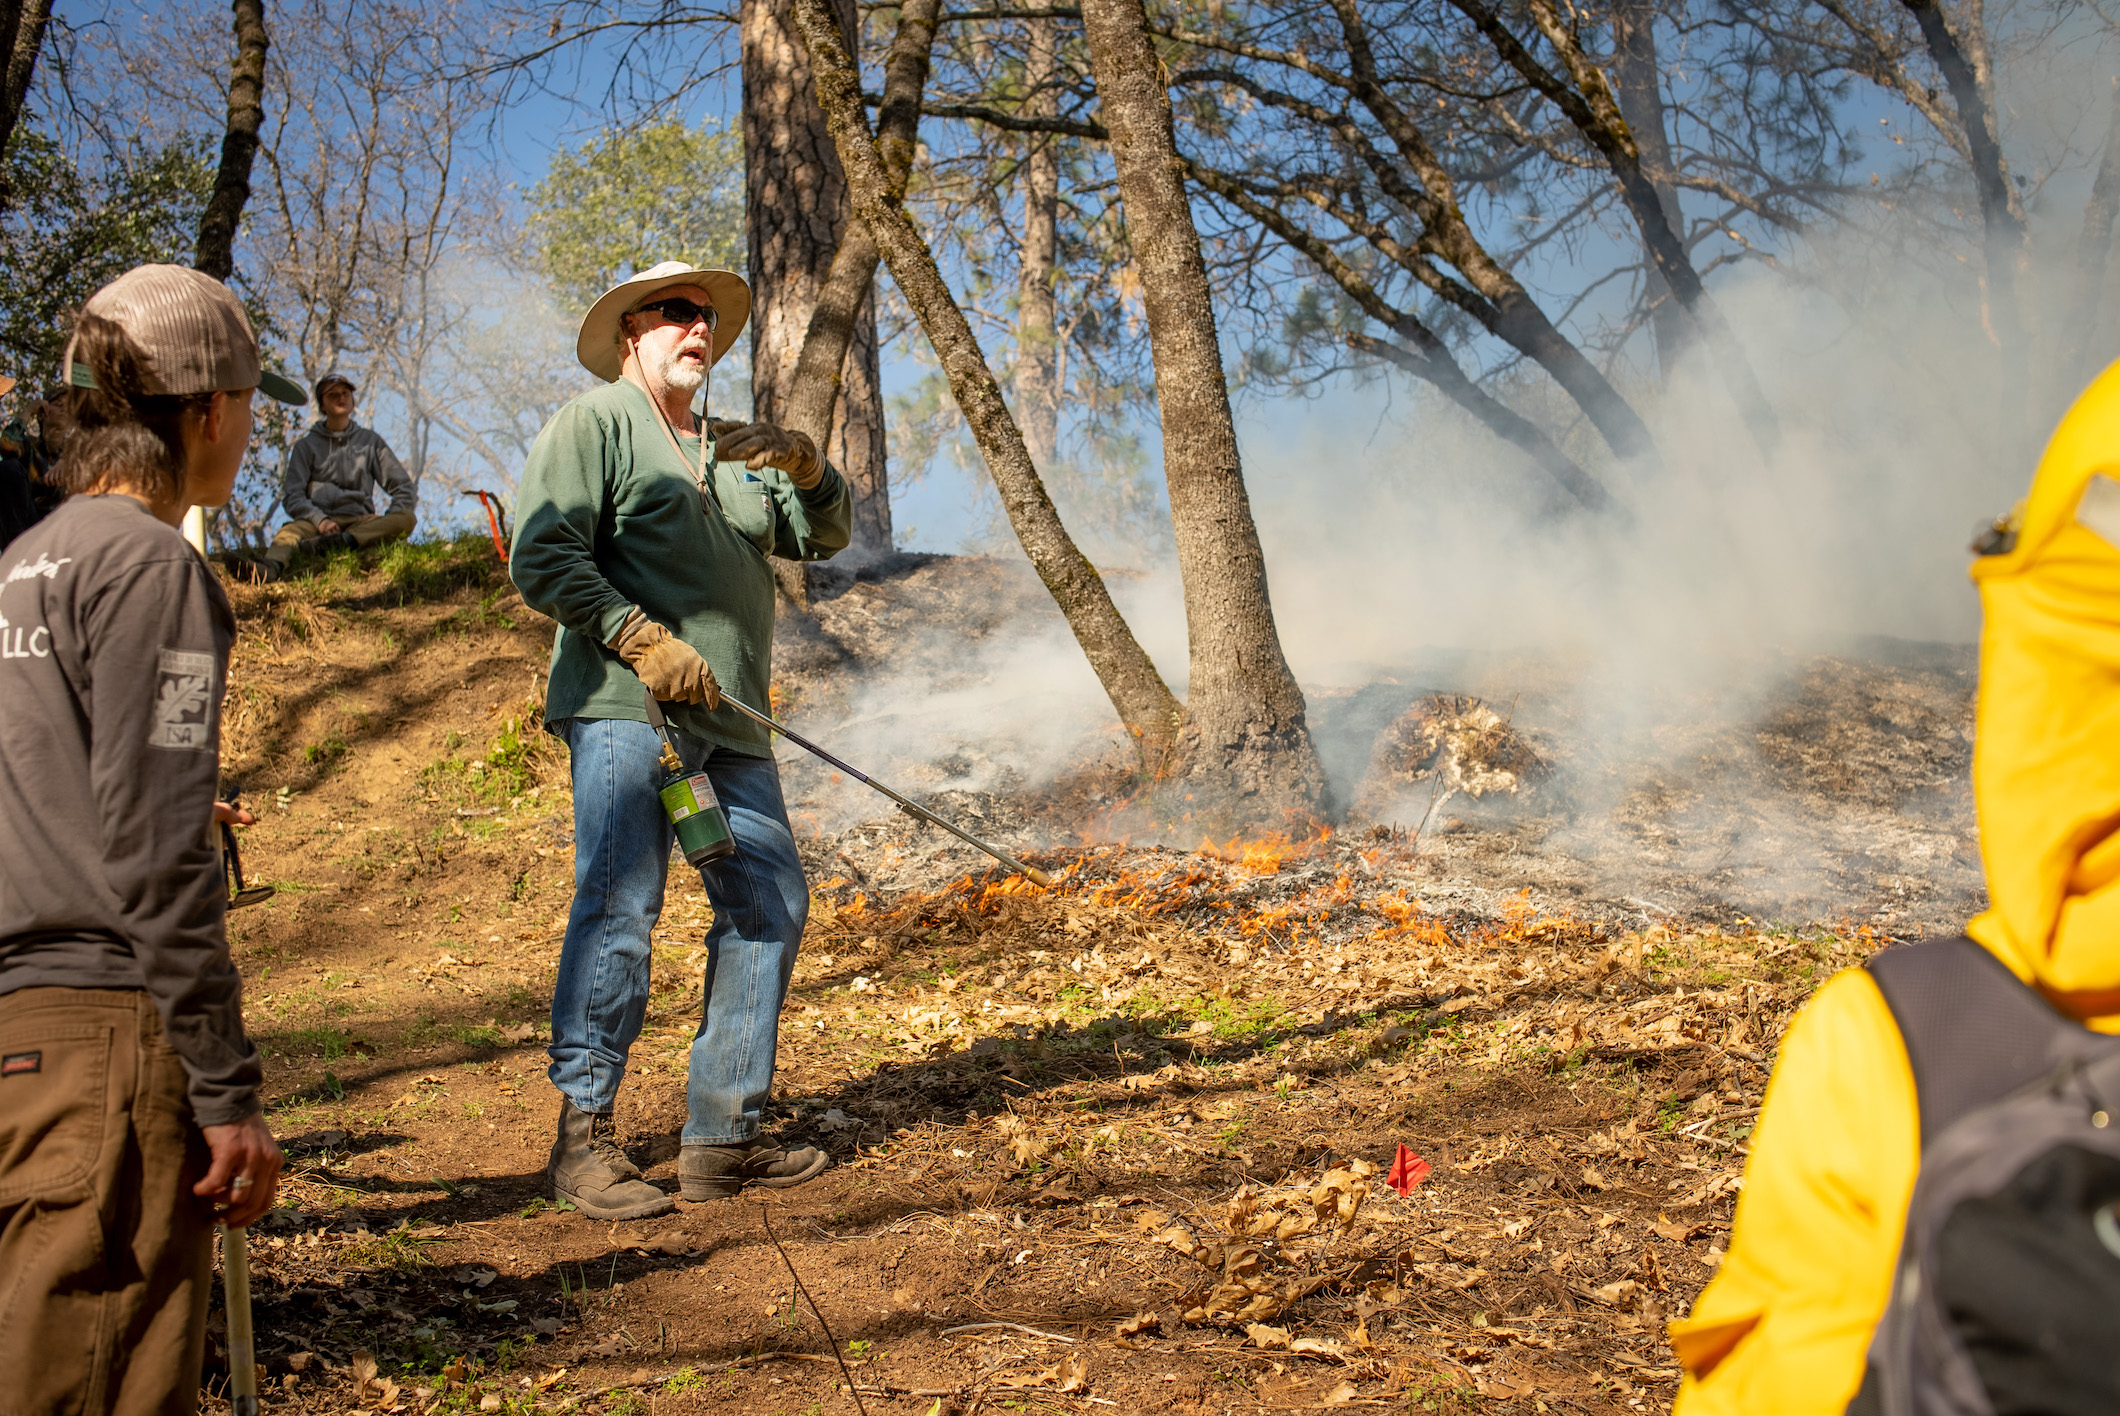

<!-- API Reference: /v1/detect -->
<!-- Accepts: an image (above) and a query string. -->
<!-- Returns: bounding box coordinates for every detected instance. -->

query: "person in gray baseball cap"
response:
[0,263,299,1412]
[236,371,416,581]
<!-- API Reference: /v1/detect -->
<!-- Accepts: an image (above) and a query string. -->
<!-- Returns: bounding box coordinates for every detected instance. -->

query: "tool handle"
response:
[224,1226,258,1416]
[643,692,684,773]
[717,694,1053,887]
[219,785,248,894]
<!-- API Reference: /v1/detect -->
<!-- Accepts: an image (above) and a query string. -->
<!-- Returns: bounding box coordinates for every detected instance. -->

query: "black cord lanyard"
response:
[630,336,717,511]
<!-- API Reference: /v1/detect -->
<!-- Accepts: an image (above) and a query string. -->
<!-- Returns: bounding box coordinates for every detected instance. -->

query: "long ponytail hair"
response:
[54,313,216,501]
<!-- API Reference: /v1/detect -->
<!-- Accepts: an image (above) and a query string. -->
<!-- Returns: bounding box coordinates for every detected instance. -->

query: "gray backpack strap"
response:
[1865,937,2077,1146]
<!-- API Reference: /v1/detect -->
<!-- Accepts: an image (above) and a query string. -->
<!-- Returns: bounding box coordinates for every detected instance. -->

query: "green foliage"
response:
[484,715,537,791]
[418,708,557,807]
[527,120,744,311]
[378,534,503,603]
[341,1226,436,1271]
[288,1025,352,1060]
[0,127,215,392]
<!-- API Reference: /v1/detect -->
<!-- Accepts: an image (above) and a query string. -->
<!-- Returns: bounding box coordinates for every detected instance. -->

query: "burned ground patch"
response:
[198,543,1933,1415]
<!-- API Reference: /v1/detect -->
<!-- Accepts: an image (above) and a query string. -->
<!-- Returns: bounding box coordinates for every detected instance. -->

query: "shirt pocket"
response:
[716,465,777,554]
[0,1022,113,1203]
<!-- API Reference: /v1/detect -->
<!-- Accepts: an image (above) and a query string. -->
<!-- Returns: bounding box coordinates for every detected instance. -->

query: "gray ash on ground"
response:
[773,555,1985,934]
[1340,638,1982,934]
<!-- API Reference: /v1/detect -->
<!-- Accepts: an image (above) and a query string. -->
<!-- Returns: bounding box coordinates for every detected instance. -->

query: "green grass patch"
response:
[285,1025,354,1060]
[341,1226,437,1271]
[418,712,559,807]
[377,534,502,603]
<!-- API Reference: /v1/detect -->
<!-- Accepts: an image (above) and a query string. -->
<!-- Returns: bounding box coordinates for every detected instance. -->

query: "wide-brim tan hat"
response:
[575,261,751,383]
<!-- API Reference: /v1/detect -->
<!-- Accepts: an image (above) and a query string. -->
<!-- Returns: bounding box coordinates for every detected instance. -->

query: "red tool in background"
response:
[470,490,510,562]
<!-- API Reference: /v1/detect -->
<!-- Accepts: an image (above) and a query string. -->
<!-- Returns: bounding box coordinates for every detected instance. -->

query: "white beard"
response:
[656,344,708,393]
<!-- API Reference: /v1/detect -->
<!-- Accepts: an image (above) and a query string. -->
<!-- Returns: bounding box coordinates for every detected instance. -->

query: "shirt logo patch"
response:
[1,1051,41,1076]
[151,648,216,751]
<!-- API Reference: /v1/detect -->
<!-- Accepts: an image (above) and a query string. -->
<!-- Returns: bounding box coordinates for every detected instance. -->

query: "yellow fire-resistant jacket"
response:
[1670,360,2120,1413]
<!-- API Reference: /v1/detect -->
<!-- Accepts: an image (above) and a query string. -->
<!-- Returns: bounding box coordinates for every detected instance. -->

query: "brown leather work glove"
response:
[610,609,720,708]
[710,418,824,491]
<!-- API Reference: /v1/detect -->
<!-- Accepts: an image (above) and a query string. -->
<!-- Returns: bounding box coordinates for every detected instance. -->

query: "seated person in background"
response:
[241,372,415,581]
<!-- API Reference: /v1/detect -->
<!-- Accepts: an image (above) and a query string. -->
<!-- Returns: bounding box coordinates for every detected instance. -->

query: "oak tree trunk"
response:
[1607,0,1690,378]
[1081,0,1330,821]
[1187,154,1616,512]
[1453,0,1781,456]
[791,0,1185,770]
[1898,0,2030,438]
[195,0,269,281]
[1322,0,1654,475]
[1015,17,1062,470]
[782,0,939,444]
[2063,81,2120,385]
[0,0,52,183]
[743,0,891,577]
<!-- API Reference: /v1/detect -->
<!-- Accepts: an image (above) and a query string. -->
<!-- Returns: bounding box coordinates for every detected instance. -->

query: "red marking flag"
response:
[1387,1143,1431,1196]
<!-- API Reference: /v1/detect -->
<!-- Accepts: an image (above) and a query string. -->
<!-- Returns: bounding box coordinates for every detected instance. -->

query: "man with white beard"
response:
[511,262,851,1219]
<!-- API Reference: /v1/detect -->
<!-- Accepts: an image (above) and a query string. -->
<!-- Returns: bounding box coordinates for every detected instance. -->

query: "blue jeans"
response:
[547,717,810,1143]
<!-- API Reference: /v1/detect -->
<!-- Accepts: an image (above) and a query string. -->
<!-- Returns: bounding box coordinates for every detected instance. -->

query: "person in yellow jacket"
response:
[1668,360,2120,1413]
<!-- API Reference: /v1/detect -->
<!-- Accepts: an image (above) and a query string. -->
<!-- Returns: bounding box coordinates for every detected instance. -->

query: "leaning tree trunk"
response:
[1607,0,1689,379]
[0,0,52,182]
[1452,0,1781,457]
[1897,0,2031,439]
[194,0,269,281]
[781,0,939,443]
[790,0,1184,771]
[2062,82,2120,386]
[1080,0,1329,822]
[743,0,892,579]
[1015,16,1063,471]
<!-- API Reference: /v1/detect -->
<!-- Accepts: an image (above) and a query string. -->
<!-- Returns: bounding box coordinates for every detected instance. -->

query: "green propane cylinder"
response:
[642,689,736,867]
[660,766,735,867]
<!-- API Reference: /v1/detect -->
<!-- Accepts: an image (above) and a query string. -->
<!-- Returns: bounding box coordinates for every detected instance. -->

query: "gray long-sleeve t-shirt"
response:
[281,420,416,525]
[0,495,262,1125]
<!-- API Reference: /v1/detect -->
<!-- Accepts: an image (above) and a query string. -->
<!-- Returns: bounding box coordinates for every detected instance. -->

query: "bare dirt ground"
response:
[203,540,1954,1416]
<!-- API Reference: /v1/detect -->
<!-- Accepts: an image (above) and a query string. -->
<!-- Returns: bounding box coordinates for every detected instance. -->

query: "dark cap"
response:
[313,372,357,402]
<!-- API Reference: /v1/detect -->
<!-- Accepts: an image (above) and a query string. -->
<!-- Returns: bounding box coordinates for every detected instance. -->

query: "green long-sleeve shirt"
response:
[511,378,852,755]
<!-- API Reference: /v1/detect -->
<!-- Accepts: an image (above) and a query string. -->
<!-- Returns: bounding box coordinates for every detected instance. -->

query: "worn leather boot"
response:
[546,1100,675,1220]
[679,1137,830,1200]
[297,530,357,556]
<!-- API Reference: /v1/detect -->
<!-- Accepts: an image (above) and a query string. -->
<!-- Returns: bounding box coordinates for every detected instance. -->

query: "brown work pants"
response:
[262,509,416,566]
[0,988,216,1416]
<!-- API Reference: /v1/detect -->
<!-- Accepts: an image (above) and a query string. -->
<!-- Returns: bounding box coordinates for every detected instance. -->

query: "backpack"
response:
[1848,936,2120,1416]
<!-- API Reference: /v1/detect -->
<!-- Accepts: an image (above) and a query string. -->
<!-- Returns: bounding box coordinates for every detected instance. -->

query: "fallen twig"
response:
[941,1321,1078,1344]
[759,1205,869,1416]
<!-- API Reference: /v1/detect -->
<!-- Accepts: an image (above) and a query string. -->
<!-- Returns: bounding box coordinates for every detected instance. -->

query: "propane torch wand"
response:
[717,693,1054,888]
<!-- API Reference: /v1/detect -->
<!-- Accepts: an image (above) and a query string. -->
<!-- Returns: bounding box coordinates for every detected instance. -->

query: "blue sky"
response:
[482,62,1001,551]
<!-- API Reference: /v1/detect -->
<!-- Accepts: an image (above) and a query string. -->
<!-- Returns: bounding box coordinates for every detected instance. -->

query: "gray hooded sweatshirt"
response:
[281,420,416,524]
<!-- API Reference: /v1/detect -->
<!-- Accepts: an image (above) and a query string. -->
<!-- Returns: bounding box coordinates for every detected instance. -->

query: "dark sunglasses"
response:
[633,296,720,332]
